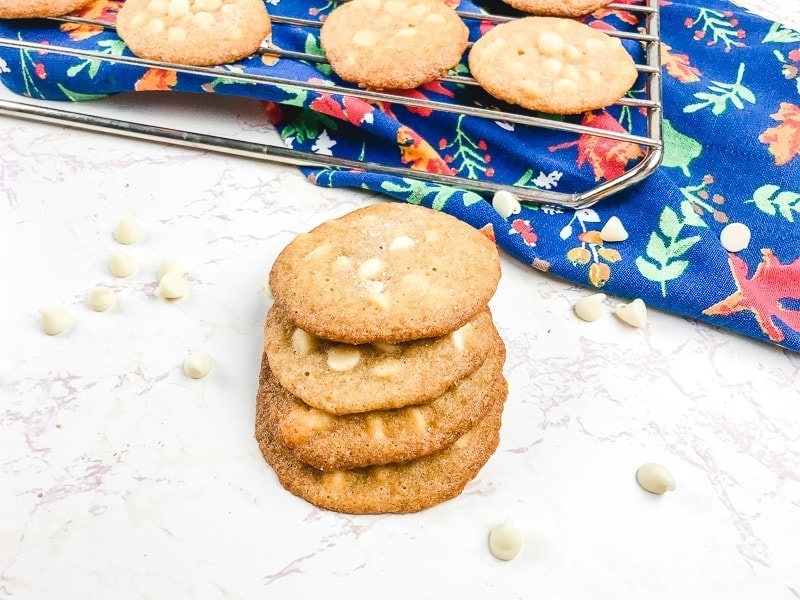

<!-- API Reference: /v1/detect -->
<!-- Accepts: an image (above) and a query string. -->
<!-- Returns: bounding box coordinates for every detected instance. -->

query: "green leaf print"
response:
[380,179,479,210]
[635,201,708,297]
[304,34,332,76]
[65,40,126,80]
[661,118,702,177]
[762,22,800,44]
[684,63,755,115]
[747,184,800,222]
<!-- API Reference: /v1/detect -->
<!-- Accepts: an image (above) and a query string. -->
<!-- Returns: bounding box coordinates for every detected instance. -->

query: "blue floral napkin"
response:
[1,0,798,351]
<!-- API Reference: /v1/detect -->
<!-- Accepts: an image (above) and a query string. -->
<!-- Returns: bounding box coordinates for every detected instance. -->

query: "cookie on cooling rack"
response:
[499,0,614,17]
[115,0,271,67]
[255,371,507,514]
[260,327,505,470]
[0,0,93,18]
[468,16,638,114]
[319,0,469,89]
[264,304,496,415]
[267,202,501,345]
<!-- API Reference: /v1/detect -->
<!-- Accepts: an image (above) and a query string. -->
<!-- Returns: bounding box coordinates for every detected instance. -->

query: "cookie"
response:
[0,0,93,18]
[499,0,614,17]
[319,0,469,89]
[255,374,507,514]
[115,0,271,67]
[268,202,501,344]
[264,304,496,415]
[260,327,505,470]
[468,16,638,115]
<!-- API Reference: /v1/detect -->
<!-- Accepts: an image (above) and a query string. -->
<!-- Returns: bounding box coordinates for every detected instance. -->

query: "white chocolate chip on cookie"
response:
[291,328,318,356]
[327,345,361,372]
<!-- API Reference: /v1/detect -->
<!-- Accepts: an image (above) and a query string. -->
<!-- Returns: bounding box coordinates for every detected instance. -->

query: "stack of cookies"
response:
[255,201,507,514]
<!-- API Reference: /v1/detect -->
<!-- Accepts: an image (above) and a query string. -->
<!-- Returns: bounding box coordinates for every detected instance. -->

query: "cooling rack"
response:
[0,0,663,209]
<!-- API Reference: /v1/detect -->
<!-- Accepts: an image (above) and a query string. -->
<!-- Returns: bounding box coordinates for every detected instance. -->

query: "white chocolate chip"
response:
[157,257,184,280]
[291,328,318,356]
[168,0,190,17]
[86,286,116,312]
[450,325,467,351]
[192,0,221,10]
[369,292,392,310]
[167,27,188,42]
[489,519,523,561]
[719,222,751,253]
[352,29,378,47]
[357,258,386,281]
[615,298,647,328]
[574,293,606,322]
[183,350,213,379]
[145,17,165,35]
[114,218,143,245]
[372,341,400,354]
[600,216,629,242]
[492,190,522,219]
[636,463,676,494]
[39,307,72,336]
[192,11,215,27]
[332,255,353,272]
[389,235,416,251]
[370,360,402,379]
[155,273,189,300]
[110,251,138,278]
[537,31,564,54]
[326,345,361,372]
[383,0,406,14]
[362,280,385,295]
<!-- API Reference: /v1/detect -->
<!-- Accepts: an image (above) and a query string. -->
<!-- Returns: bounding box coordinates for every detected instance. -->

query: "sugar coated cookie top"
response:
[268,202,501,344]
[0,0,93,18]
[116,0,271,67]
[468,16,639,114]
[500,0,614,17]
[320,0,469,89]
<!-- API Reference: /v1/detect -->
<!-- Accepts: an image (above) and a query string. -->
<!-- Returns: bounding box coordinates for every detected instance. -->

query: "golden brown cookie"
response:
[115,0,271,67]
[319,0,469,89]
[500,0,614,17]
[268,202,501,344]
[468,16,638,114]
[260,327,505,470]
[0,0,93,18]
[255,374,507,514]
[264,304,496,415]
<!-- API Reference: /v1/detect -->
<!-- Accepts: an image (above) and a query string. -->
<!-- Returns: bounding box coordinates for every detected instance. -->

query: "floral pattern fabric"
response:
[0,0,799,351]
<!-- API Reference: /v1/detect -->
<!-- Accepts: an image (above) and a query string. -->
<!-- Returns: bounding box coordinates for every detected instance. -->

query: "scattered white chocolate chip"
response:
[291,328,318,356]
[636,462,676,494]
[451,326,466,351]
[372,341,400,354]
[357,258,385,281]
[573,293,606,322]
[114,218,143,245]
[326,345,361,372]
[488,519,523,561]
[86,286,116,312]
[615,298,647,328]
[388,235,416,251]
[155,273,189,300]
[492,190,522,219]
[183,350,213,379]
[260,280,273,299]
[600,216,629,242]
[158,257,185,280]
[110,251,138,278]
[39,307,73,336]
[719,222,751,253]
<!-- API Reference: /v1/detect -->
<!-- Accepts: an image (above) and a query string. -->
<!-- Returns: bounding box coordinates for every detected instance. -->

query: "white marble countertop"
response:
[2,2,800,599]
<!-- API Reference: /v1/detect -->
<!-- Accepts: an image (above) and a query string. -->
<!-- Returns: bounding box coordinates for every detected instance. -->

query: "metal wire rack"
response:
[0,0,663,209]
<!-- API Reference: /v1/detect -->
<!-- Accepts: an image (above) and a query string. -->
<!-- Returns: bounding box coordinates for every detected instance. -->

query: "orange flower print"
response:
[61,0,123,41]
[135,68,177,92]
[759,102,800,166]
